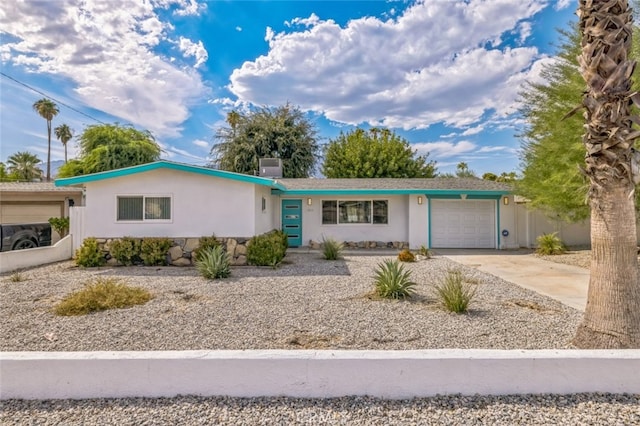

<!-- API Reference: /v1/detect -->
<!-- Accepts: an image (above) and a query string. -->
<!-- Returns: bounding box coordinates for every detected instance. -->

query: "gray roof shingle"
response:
[276,178,511,192]
[0,182,83,193]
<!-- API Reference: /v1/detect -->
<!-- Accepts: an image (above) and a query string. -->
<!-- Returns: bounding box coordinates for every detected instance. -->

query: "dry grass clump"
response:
[54,278,152,316]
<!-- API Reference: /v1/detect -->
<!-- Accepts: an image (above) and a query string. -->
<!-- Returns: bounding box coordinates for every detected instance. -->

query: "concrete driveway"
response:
[436,249,589,311]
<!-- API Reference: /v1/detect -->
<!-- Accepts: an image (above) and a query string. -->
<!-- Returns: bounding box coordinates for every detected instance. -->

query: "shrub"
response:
[373,259,416,299]
[48,217,70,238]
[433,270,476,313]
[418,245,432,259]
[247,229,288,268]
[9,272,26,282]
[75,237,105,267]
[140,237,172,266]
[322,236,344,260]
[192,235,221,262]
[108,237,141,266]
[398,249,416,262]
[536,232,567,255]
[195,245,231,279]
[54,278,152,316]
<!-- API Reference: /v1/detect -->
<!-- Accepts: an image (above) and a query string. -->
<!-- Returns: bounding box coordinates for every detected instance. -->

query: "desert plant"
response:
[48,217,70,238]
[398,248,416,262]
[536,232,567,255]
[192,235,221,262]
[247,229,288,267]
[108,237,141,266]
[140,237,172,266]
[433,270,477,313]
[322,236,344,260]
[75,237,105,267]
[373,259,416,299]
[54,278,152,316]
[418,245,432,259]
[195,245,231,279]
[9,272,26,282]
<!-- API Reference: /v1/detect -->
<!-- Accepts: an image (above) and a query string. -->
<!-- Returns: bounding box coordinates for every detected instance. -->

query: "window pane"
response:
[145,197,171,220]
[118,197,143,221]
[339,201,370,224]
[322,200,337,224]
[373,200,388,224]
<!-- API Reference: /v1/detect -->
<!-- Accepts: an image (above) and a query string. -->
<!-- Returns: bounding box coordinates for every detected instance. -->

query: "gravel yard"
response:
[1,253,582,351]
[2,252,638,425]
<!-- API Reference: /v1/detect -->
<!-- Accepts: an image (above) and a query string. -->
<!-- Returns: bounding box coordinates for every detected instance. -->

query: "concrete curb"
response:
[1,349,639,400]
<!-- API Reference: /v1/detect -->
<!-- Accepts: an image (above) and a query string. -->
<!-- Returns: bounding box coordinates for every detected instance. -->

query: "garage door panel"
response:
[431,200,496,249]
[0,203,63,224]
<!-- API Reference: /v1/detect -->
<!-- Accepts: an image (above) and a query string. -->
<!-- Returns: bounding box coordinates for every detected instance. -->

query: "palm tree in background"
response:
[32,98,59,181]
[7,151,43,181]
[54,124,73,163]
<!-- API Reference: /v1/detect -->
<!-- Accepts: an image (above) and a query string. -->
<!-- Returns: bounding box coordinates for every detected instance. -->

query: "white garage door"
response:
[0,203,63,225]
[431,199,496,248]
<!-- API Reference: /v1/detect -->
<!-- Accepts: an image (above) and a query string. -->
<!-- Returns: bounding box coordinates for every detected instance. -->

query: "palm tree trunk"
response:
[573,186,640,348]
[572,0,640,348]
[46,119,52,181]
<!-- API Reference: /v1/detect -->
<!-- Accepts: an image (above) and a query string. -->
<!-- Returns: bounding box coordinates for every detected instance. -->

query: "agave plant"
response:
[372,259,416,299]
[195,245,231,279]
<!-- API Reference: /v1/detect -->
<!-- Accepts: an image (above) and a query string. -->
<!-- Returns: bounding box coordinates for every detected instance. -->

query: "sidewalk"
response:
[435,249,589,311]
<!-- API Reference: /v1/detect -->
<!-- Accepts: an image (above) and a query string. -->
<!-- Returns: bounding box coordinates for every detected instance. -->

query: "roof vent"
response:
[259,158,283,178]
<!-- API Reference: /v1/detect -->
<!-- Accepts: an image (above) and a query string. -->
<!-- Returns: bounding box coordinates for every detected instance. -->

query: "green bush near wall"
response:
[247,229,288,268]
[140,237,172,266]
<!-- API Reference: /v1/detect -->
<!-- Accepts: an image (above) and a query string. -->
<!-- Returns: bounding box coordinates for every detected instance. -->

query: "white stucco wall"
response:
[292,195,409,245]
[515,205,591,248]
[83,169,259,238]
[408,195,428,249]
[254,186,276,235]
[498,196,519,249]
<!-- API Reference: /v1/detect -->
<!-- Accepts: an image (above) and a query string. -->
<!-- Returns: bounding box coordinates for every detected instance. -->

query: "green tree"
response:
[322,128,436,178]
[517,26,591,221]
[7,151,43,181]
[54,124,73,163]
[483,171,518,182]
[0,162,8,181]
[210,104,319,178]
[571,0,639,348]
[33,98,59,181]
[439,162,477,178]
[57,124,161,177]
[518,23,640,222]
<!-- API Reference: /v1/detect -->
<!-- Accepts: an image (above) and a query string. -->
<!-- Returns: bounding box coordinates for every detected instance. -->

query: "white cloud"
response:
[0,0,206,138]
[412,140,478,159]
[230,0,548,131]
[235,26,243,32]
[461,125,485,136]
[178,36,208,68]
[172,0,206,17]
[285,13,321,28]
[555,0,573,11]
[193,139,209,148]
[517,21,532,44]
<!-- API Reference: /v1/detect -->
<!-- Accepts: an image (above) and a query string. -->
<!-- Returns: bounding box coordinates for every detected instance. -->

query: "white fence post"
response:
[69,206,86,253]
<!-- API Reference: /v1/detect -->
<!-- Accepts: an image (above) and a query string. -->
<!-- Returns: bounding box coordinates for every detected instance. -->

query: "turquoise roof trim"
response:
[55,161,286,190]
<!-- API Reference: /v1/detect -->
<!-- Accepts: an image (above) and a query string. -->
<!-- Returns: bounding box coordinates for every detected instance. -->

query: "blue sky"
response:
[0,0,577,176]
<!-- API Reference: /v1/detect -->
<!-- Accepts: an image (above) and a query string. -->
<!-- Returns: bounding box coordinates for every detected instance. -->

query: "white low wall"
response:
[1,349,638,400]
[0,235,72,274]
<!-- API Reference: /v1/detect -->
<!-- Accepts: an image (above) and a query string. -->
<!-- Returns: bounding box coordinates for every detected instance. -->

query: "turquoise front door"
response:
[281,199,303,247]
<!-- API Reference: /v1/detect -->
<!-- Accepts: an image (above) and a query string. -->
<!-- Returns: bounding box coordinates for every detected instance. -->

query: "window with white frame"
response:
[117,196,171,221]
[322,200,388,225]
